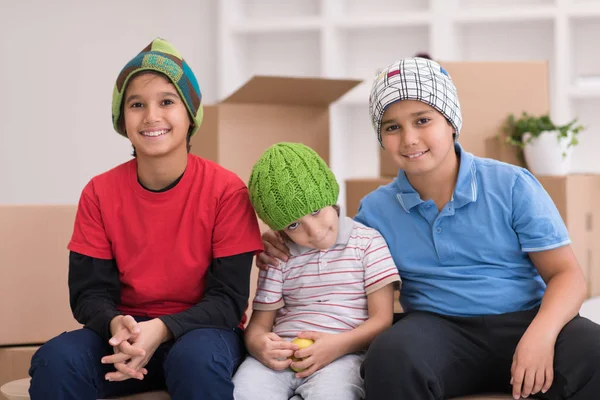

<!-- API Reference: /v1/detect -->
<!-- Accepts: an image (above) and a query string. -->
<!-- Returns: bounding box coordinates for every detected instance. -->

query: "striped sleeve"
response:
[362,231,401,295]
[252,264,285,311]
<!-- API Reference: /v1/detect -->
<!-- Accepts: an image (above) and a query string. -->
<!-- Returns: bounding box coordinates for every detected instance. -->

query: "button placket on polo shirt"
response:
[432,202,456,263]
[318,250,328,271]
[418,200,438,225]
[415,201,445,261]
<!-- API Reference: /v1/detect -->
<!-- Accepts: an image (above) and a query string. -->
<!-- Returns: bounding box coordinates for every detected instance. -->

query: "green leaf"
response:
[502,112,584,159]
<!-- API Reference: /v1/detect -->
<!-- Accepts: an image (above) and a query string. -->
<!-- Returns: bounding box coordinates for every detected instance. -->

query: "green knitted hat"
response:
[111,38,204,137]
[248,143,339,231]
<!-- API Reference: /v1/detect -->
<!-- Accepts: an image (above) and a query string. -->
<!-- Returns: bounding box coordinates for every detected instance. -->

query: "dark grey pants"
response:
[362,307,600,399]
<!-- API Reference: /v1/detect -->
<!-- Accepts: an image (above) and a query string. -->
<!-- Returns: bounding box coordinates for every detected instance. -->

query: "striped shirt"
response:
[253,216,401,339]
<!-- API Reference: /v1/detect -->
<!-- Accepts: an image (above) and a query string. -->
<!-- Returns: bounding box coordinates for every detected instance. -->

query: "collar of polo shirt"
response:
[394,143,478,213]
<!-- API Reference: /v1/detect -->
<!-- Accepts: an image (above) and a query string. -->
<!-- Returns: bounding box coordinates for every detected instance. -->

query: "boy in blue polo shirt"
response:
[257,58,600,400]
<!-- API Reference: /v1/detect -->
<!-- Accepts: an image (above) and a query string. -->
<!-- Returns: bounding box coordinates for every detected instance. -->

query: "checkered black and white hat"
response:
[369,58,462,147]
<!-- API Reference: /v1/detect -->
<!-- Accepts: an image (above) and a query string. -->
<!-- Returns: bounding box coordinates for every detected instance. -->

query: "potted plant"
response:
[503,112,584,176]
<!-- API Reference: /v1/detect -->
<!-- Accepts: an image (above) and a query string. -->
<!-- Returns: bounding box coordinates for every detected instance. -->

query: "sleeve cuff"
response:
[67,242,113,260]
[86,310,121,342]
[522,238,571,252]
[158,315,183,341]
[366,275,401,295]
[253,299,284,311]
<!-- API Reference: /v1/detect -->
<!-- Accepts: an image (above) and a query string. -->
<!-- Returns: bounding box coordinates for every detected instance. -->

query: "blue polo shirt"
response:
[355,144,570,317]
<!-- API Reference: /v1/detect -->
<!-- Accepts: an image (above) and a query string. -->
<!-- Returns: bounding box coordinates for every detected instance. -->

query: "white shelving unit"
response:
[218,0,600,213]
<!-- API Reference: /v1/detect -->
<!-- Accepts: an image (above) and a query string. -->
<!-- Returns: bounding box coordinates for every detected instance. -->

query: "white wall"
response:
[3,0,599,205]
[0,0,217,204]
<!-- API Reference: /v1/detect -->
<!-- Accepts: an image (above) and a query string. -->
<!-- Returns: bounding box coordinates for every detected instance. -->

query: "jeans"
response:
[29,326,245,400]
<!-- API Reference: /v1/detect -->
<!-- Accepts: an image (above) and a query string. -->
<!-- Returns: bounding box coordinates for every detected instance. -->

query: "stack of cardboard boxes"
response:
[536,175,600,297]
[345,61,600,300]
[0,205,81,387]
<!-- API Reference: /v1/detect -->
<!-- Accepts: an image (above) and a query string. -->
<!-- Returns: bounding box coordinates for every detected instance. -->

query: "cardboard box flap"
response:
[221,76,361,106]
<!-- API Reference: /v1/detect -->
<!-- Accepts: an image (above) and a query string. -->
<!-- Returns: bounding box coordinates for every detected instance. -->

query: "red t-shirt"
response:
[68,154,263,318]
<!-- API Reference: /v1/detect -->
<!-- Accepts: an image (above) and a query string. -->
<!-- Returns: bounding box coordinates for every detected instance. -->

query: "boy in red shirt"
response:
[29,38,263,400]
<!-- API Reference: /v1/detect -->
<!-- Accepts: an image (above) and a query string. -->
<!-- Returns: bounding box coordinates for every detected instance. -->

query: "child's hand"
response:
[109,315,143,351]
[249,332,299,370]
[256,231,290,270]
[102,318,169,381]
[104,315,147,379]
[510,326,556,399]
[291,331,345,378]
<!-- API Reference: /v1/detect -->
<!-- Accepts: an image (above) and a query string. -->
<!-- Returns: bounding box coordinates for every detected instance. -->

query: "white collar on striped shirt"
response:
[287,216,355,257]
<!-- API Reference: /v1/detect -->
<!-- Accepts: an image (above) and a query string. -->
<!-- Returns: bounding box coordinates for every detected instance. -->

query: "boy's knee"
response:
[365,330,406,364]
[577,346,600,391]
[30,330,102,380]
[166,341,212,373]
[307,380,364,400]
[166,329,240,377]
[300,356,365,400]
[301,377,364,400]
[363,333,424,381]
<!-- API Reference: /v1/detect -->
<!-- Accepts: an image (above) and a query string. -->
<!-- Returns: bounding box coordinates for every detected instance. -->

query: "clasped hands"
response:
[101,315,171,382]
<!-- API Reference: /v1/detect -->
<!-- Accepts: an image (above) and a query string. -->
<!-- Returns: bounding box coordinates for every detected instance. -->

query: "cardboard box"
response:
[537,175,600,298]
[484,136,524,168]
[0,346,38,388]
[191,76,360,183]
[380,61,548,176]
[345,178,394,218]
[0,206,81,346]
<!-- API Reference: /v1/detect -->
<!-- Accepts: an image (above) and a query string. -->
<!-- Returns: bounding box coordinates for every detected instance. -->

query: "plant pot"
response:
[522,131,572,176]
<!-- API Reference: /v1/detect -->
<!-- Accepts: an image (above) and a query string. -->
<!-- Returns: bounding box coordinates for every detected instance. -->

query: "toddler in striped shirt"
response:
[233,142,400,400]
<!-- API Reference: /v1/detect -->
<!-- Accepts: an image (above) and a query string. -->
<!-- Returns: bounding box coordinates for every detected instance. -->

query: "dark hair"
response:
[446,120,457,141]
[116,71,194,157]
[414,52,433,60]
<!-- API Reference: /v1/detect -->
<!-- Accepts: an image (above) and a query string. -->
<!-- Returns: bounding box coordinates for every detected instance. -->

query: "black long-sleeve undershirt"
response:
[68,251,254,342]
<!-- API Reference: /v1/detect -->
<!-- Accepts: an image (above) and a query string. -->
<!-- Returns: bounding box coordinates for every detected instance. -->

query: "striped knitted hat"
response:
[112,38,203,137]
[248,143,339,231]
[369,58,462,147]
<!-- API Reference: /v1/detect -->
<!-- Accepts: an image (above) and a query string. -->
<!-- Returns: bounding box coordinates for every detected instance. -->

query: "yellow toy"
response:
[289,338,314,372]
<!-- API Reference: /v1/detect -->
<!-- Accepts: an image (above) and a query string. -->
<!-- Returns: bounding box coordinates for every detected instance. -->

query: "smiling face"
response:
[122,72,192,159]
[282,206,339,250]
[380,100,456,178]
